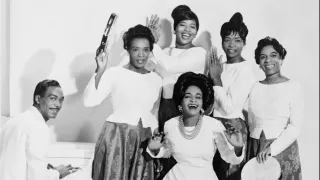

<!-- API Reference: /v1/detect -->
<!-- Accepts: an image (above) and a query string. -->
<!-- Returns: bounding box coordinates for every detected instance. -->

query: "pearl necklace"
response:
[178,115,203,140]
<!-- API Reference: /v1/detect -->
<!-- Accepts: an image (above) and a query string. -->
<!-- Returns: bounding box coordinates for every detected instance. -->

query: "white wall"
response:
[2,0,318,179]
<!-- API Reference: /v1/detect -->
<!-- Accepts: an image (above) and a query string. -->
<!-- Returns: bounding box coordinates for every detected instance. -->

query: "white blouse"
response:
[213,60,256,120]
[83,66,162,131]
[248,80,304,156]
[0,107,60,180]
[151,44,207,99]
[148,115,244,180]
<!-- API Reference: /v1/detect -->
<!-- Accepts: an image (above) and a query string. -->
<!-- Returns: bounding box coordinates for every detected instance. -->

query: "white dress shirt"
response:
[0,107,60,180]
[213,60,256,119]
[152,44,207,99]
[83,66,162,131]
[248,80,304,156]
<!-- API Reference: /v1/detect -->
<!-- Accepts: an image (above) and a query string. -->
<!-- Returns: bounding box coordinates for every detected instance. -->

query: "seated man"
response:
[0,79,78,180]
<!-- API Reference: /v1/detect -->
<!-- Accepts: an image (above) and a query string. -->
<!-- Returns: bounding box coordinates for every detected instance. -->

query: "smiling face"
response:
[175,20,198,48]
[259,45,283,77]
[181,85,203,117]
[36,86,64,121]
[222,32,244,59]
[129,38,151,69]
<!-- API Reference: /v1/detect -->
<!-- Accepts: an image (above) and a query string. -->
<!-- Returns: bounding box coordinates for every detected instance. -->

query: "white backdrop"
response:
[2,0,319,179]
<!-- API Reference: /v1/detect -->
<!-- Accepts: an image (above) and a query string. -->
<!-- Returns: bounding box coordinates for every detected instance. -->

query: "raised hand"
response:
[146,14,162,43]
[223,127,244,148]
[56,164,73,179]
[208,46,223,86]
[256,146,271,164]
[148,132,164,152]
[95,42,109,73]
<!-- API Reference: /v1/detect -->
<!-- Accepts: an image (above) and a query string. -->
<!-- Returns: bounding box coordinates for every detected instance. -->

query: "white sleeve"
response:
[83,67,116,107]
[270,83,304,156]
[214,64,256,116]
[152,44,207,73]
[213,121,245,165]
[26,126,60,180]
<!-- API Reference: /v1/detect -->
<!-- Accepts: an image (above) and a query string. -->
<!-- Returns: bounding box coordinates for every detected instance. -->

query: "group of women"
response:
[83,4,304,180]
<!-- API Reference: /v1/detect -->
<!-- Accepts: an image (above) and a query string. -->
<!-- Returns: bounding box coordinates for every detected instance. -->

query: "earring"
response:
[173,31,176,34]
[178,105,183,113]
[200,108,204,115]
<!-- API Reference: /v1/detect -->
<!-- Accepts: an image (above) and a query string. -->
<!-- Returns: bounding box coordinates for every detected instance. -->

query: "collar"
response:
[29,106,47,124]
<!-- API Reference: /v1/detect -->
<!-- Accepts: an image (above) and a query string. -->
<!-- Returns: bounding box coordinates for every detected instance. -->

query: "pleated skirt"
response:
[92,120,154,180]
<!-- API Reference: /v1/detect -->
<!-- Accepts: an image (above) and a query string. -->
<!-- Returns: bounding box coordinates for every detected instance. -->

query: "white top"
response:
[213,60,256,119]
[248,80,304,156]
[148,115,244,180]
[83,66,162,131]
[0,107,60,180]
[152,44,207,99]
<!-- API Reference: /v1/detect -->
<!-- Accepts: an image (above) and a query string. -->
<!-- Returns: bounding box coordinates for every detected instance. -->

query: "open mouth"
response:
[265,64,275,69]
[50,108,59,114]
[188,104,198,109]
[227,49,236,54]
[181,33,191,39]
[136,59,145,64]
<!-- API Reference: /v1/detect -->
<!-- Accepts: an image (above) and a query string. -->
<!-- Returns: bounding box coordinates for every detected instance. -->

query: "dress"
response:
[246,80,303,180]
[0,107,60,180]
[83,66,162,180]
[148,115,244,180]
[212,60,256,180]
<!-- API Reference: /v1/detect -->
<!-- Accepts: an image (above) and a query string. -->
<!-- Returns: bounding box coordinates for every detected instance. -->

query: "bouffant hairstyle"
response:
[254,36,287,64]
[220,12,248,44]
[122,24,155,51]
[173,72,214,112]
[171,5,199,31]
[33,79,61,105]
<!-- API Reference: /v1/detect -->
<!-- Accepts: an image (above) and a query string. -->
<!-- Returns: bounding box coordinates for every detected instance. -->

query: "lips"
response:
[181,33,191,39]
[136,59,146,64]
[265,64,275,69]
[188,104,198,109]
[50,108,59,114]
[227,49,236,54]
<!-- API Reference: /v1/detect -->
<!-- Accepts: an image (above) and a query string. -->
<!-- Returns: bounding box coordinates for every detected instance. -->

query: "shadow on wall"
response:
[19,49,56,112]
[50,31,126,143]
[158,18,173,49]
[193,31,212,52]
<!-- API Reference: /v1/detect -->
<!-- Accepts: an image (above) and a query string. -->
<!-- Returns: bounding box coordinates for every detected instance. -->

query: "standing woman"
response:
[147,4,207,133]
[147,5,207,179]
[208,12,256,180]
[247,37,303,179]
[83,24,162,180]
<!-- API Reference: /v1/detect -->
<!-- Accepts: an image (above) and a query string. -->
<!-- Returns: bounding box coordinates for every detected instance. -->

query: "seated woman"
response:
[83,24,162,180]
[246,37,303,180]
[147,72,245,180]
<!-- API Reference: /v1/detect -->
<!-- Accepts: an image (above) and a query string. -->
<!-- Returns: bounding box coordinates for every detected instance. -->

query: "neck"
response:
[126,63,148,74]
[182,113,201,127]
[175,42,194,49]
[226,55,243,64]
[264,72,283,84]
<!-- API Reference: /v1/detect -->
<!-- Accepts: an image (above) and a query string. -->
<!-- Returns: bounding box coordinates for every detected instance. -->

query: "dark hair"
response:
[254,36,287,64]
[33,79,61,105]
[122,24,155,51]
[172,5,199,31]
[220,12,248,44]
[173,72,214,112]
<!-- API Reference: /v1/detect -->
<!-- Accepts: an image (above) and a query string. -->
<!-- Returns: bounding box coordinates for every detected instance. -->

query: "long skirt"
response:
[92,120,154,180]
[246,131,302,180]
[156,98,178,180]
[212,117,248,180]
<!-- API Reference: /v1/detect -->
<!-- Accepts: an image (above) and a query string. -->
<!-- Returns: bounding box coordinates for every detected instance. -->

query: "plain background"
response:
[1,0,319,179]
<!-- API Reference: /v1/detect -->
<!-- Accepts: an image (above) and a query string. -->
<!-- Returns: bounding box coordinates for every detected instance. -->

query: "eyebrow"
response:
[48,94,64,99]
